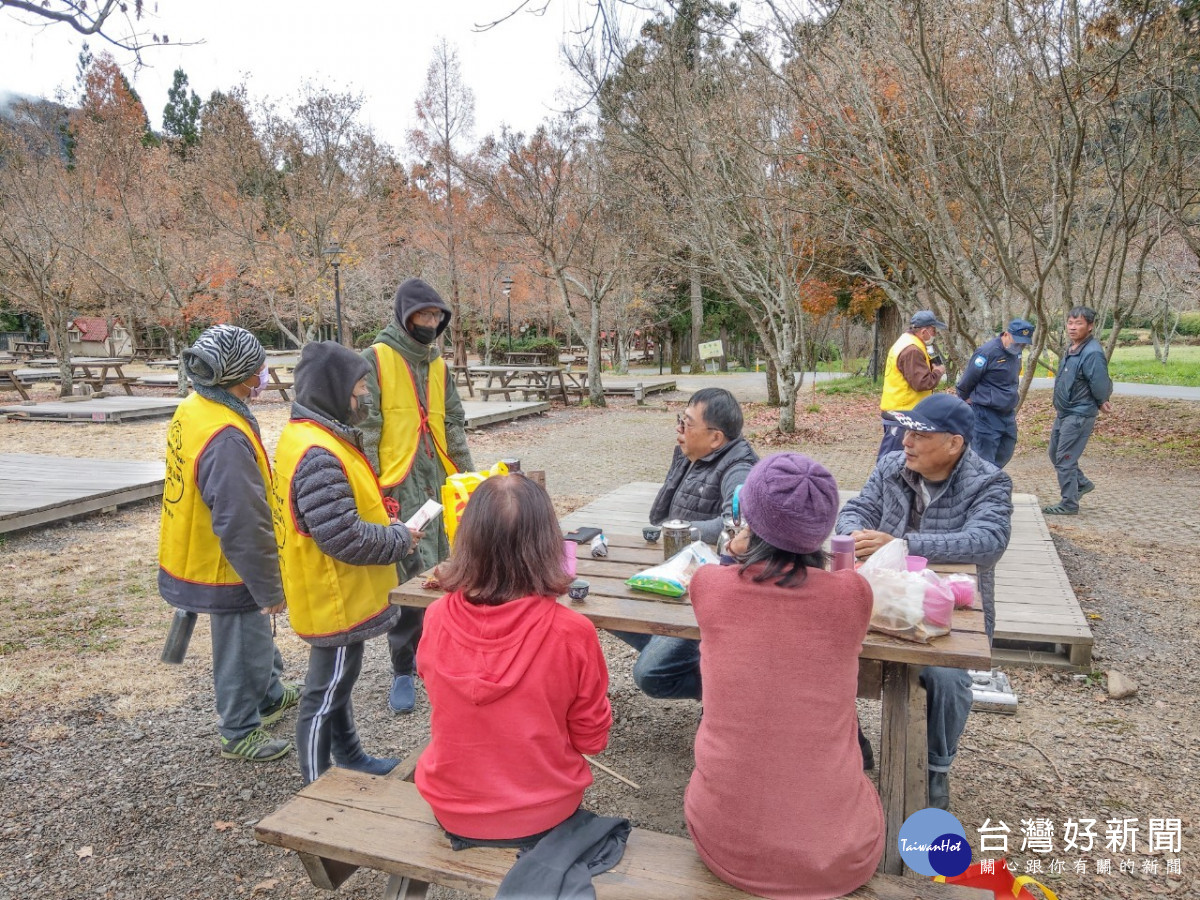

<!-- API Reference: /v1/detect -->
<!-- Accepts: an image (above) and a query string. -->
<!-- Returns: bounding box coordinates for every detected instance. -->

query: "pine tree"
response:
[162,68,201,154]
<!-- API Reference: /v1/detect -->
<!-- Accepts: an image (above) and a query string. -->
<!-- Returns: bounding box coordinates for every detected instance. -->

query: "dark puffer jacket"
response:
[649,437,759,543]
[1053,336,1112,417]
[287,397,410,646]
[836,448,1012,638]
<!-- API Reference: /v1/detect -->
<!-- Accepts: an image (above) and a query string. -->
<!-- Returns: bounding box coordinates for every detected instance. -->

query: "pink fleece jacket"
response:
[684,564,885,900]
[415,591,612,839]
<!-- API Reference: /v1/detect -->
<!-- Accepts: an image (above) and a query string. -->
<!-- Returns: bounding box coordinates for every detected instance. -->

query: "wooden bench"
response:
[1,368,31,401]
[255,767,987,900]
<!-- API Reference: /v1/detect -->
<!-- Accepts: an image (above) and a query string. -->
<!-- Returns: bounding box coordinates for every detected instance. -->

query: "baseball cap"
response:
[885,393,974,442]
[910,310,947,329]
[1007,318,1035,344]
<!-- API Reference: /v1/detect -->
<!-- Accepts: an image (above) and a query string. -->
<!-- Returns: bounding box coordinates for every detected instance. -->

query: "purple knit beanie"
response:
[739,452,839,555]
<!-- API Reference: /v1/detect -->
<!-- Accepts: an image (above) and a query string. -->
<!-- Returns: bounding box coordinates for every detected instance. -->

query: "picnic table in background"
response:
[502,351,546,366]
[260,366,293,400]
[70,359,136,395]
[471,365,571,404]
[9,340,50,359]
[390,531,990,876]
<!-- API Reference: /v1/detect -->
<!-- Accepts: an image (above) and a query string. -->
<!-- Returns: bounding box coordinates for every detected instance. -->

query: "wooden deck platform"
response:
[0,396,181,423]
[561,483,1093,670]
[0,454,165,534]
[462,400,550,429]
[601,378,677,397]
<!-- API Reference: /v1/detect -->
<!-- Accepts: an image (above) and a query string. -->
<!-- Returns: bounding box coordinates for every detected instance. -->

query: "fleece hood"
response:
[428,591,559,706]
[292,340,370,426]
[393,277,452,338]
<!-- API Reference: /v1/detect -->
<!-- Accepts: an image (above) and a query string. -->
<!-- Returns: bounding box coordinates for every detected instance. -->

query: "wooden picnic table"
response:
[9,340,50,359]
[70,359,136,395]
[470,364,571,404]
[390,532,990,876]
[502,351,546,365]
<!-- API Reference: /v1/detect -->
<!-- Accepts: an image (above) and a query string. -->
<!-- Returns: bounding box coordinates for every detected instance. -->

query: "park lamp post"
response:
[502,276,514,352]
[324,243,344,345]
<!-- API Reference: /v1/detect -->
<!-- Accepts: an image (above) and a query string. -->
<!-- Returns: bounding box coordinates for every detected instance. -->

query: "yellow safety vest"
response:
[371,346,457,488]
[880,332,933,412]
[158,394,272,586]
[271,419,398,639]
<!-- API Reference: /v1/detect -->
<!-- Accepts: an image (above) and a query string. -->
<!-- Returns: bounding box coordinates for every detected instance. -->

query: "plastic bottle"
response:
[830,535,856,572]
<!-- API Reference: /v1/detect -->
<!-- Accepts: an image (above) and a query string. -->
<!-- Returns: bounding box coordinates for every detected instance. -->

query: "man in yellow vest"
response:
[361,278,474,713]
[878,310,947,458]
[273,341,421,783]
[158,325,300,762]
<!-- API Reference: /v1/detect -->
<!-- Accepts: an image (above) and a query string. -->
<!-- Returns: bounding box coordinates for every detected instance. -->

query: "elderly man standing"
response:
[878,311,948,458]
[837,393,1012,810]
[158,325,300,762]
[361,278,474,714]
[616,388,758,701]
[1044,306,1113,516]
[955,318,1035,468]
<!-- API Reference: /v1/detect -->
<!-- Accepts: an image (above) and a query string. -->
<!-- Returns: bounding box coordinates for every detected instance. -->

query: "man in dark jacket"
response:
[955,318,1035,468]
[274,341,419,783]
[1044,306,1113,515]
[158,325,300,762]
[619,388,758,701]
[361,278,474,713]
[837,393,1013,810]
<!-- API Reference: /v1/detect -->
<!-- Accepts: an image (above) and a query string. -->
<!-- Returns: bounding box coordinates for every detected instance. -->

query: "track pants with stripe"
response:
[296,642,367,785]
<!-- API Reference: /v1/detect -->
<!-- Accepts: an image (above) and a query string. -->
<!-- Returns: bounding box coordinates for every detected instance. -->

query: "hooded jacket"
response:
[274,342,410,646]
[361,303,474,578]
[415,591,612,839]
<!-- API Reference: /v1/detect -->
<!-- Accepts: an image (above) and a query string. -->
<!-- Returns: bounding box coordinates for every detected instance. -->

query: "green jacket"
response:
[361,322,474,580]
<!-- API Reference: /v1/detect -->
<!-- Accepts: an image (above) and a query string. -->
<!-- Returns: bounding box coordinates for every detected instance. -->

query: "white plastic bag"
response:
[858,539,951,643]
[626,541,718,599]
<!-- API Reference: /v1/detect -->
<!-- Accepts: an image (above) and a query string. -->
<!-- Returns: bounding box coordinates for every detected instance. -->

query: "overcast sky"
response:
[0,2,601,152]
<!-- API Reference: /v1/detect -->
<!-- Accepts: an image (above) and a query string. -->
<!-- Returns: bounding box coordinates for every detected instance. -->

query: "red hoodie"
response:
[415,591,612,839]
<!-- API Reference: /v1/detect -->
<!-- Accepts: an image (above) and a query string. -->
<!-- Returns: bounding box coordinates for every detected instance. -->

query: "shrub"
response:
[1176,312,1200,337]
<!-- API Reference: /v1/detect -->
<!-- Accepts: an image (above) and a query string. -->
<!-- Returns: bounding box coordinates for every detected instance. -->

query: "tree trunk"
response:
[776,368,799,433]
[689,263,704,374]
[586,296,607,407]
[765,357,780,406]
[718,323,729,372]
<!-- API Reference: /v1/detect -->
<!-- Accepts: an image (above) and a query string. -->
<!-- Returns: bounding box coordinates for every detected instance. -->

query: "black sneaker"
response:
[1079,483,1095,496]
[261,681,302,726]
[220,729,292,762]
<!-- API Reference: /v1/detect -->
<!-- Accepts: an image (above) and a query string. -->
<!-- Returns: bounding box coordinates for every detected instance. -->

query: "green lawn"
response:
[1106,345,1200,387]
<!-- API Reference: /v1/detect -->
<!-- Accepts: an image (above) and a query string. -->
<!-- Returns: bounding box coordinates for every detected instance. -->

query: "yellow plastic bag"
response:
[441,460,509,546]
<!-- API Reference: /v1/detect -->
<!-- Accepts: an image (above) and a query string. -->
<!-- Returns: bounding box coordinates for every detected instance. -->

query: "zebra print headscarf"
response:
[182,325,265,388]
[182,325,266,429]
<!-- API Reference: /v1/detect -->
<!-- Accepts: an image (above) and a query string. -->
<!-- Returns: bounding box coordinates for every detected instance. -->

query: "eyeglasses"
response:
[677,413,720,434]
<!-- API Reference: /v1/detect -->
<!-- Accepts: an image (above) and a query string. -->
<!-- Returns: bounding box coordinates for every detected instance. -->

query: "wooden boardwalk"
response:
[561,483,1092,670]
[0,396,181,423]
[0,454,165,534]
[462,400,549,428]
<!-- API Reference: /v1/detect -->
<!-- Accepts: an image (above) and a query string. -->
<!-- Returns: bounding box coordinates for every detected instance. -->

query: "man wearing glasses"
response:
[616,388,758,701]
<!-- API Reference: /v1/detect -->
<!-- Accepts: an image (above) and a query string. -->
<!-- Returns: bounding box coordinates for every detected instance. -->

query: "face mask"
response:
[348,395,369,426]
[248,362,269,400]
[409,324,438,345]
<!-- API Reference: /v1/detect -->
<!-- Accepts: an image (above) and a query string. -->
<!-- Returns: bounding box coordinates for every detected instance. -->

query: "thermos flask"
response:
[161,609,198,664]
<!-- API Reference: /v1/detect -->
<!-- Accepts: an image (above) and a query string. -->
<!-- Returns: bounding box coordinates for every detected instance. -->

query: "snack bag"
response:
[441,460,509,546]
[626,541,718,599]
[858,539,952,643]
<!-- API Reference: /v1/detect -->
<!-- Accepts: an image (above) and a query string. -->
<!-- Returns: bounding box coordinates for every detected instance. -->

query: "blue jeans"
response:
[611,632,702,700]
[971,406,1017,469]
[920,666,974,772]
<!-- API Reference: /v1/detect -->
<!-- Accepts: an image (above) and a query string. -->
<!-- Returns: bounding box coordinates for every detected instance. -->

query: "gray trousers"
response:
[1049,413,1097,510]
[297,643,366,784]
[209,609,285,742]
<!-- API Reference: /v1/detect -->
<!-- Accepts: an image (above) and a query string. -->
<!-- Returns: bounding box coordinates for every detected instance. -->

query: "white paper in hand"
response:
[405,499,443,532]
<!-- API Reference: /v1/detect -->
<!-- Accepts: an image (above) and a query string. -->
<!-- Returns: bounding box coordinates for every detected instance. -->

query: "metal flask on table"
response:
[717,517,738,564]
[661,519,693,559]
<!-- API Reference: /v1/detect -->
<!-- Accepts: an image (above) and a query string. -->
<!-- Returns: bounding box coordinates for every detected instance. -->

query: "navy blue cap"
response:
[885,393,974,442]
[910,310,947,329]
[1007,318,1035,344]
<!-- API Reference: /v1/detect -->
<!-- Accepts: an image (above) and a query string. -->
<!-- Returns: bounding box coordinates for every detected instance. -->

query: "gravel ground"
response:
[1,378,1198,900]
